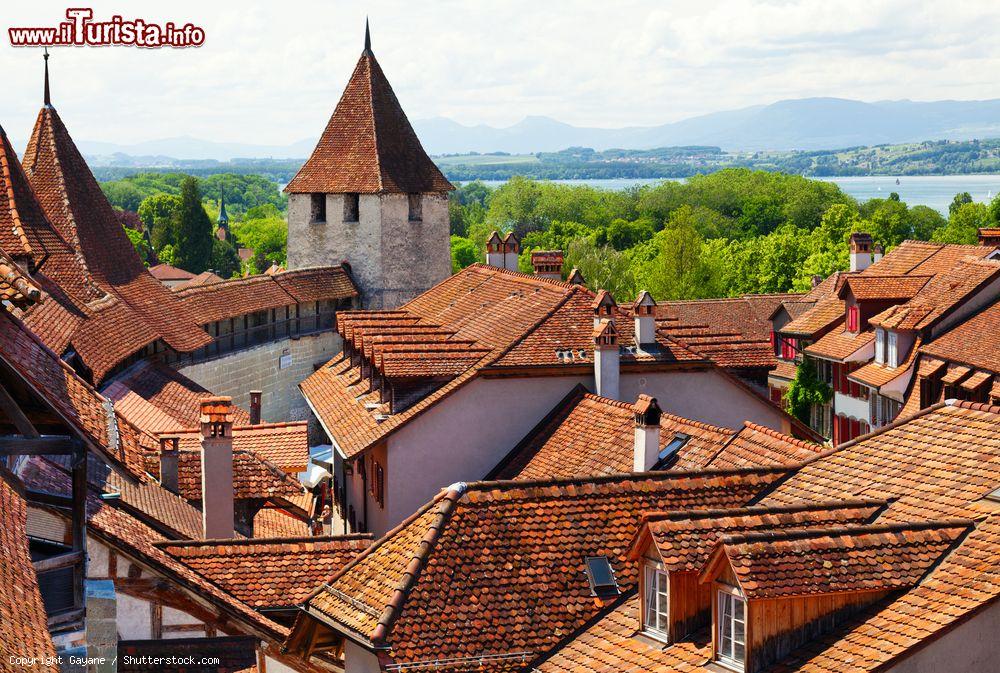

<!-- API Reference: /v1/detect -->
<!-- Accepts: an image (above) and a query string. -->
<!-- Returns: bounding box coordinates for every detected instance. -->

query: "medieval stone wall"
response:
[176,331,342,422]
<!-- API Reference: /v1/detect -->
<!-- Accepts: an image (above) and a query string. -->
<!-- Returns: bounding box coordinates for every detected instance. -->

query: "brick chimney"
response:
[531,250,564,280]
[485,231,504,268]
[979,228,1000,247]
[502,232,520,271]
[849,232,874,272]
[593,318,620,400]
[249,390,262,425]
[633,395,662,471]
[199,397,234,539]
[592,289,616,328]
[159,435,180,494]
[567,268,585,285]
[633,290,657,347]
[872,243,884,264]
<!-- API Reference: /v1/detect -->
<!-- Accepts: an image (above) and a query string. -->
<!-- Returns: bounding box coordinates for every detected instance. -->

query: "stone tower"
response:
[285,22,453,308]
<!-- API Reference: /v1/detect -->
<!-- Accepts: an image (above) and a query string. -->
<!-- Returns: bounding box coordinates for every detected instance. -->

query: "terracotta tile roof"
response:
[158,449,307,506]
[849,337,922,388]
[862,240,996,276]
[158,423,309,474]
[148,263,196,282]
[655,323,776,370]
[940,363,971,385]
[20,105,212,366]
[921,298,1000,374]
[0,309,145,479]
[632,500,885,573]
[299,469,786,665]
[780,296,846,338]
[658,293,798,341]
[20,457,289,642]
[701,421,824,470]
[839,274,931,301]
[805,328,875,362]
[253,507,311,538]
[768,359,799,383]
[0,246,41,306]
[302,266,709,459]
[103,360,252,433]
[285,48,452,194]
[117,636,259,673]
[711,520,970,599]
[271,267,359,304]
[171,270,225,290]
[0,471,58,670]
[489,386,735,480]
[157,535,372,609]
[960,369,993,391]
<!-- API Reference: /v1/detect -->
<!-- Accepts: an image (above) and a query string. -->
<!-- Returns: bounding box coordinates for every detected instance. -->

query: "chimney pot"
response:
[531,250,564,280]
[811,274,823,288]
[485,231,505,268]
[633,395,662,471]
[633,291,657,346]
[872,243,884,263]
[199,397,234,538]
[592,289,617,328]
[567,268,585,285]
[159,436,180,493]
[593,319,620,400]
[849,232,874,272]
[249,390,262,425]
[502,232,520,271]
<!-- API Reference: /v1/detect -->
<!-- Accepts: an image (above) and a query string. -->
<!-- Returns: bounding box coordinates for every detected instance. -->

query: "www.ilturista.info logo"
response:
[9,8,205,48]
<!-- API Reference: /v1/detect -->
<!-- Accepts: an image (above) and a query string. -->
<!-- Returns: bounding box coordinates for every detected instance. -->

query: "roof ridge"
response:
[641,498,888,524]
[720,518,974,546]
[947,399,1000,414]
[370,482,467,644]
[231,421,308,431]
[739,421,821,450]
[0,127,35,259]
[365,53,384,193]
[155,533,373,549]
[464,262,580,290]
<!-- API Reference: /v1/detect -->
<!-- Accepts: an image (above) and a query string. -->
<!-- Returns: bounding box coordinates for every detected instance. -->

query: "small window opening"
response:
[408,193,422,221]
[584,556,620,598]
[643,565,669,639]
[310,193,327,223]
[344,193,359,222]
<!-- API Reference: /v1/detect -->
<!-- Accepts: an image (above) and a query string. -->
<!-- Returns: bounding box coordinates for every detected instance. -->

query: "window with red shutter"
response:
[847,306,859,332]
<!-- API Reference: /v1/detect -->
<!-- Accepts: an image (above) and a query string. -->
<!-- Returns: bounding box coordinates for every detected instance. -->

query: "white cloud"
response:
[2,0,1000,148]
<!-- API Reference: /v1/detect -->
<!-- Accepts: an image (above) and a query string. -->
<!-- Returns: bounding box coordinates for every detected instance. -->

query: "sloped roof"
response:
[805,327,875,362]
[285,47,452,194]
[862,240,997,276]
[298,469,786,665]
[159,423,309,474]
[149,263,196,282]
[921,297,1000,374]
[161,450,307,505]
[701,421,824,470]
[780,296,846,338]
[489,387,735,480]
[156,535,372,609]
[0,471,58,670]
[171,270,224,290]
[633,500,884,573]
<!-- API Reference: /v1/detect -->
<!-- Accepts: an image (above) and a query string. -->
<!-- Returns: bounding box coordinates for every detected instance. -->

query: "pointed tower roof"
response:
[285,24,452,194]
[218,189,229,225]
[22,89,210,356]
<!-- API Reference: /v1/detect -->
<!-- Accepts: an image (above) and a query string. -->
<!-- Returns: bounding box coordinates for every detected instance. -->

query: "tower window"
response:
[408,193,422,221]
[344,193,359,222]
[310,194,326,224]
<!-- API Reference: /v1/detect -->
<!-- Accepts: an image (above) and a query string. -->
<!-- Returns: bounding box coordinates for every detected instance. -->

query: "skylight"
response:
[584,556,620,598]
[658,432,691,462]
[984,486,1000,503]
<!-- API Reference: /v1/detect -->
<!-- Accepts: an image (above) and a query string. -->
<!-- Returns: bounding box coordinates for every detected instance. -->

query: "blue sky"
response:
[3,0,999,148]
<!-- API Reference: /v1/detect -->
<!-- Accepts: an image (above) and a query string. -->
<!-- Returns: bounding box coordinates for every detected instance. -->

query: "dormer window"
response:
[717,585,746,670]
[408,193,422,221]
[584,556,619,599]
[642,564,669,640]
[310,193,327,224]
[343,193,359,222]
[887,331,898,368]
[875,328,885,364]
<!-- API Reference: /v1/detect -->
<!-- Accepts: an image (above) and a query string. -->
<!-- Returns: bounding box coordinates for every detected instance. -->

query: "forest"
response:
[101,168,999,300]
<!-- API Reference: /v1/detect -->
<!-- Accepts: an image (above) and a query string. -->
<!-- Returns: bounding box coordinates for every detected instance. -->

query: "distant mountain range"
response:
[78,97,1000,162]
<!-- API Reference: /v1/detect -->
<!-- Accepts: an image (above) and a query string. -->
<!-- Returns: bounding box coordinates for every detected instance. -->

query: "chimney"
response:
[531,250,564,280]
[159,436,180,494]
[592,289,616,328]
[502,232,520,271]
[979,228,1000,247]
[199,397,234,539]
[633,290,657,347]
[593,319,620,400]
[485,231,505,268]
[633,395,662,471]
[249,390,262,425]
[567,268,585,285]
[872,243,884,264]
[849,232,874,272]
[811,274,823,289]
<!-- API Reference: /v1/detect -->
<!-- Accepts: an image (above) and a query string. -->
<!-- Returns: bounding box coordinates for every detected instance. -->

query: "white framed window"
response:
[643,564,669,640]
[717,586,746,670]
[874,328,885,364]
[887,331,898,368]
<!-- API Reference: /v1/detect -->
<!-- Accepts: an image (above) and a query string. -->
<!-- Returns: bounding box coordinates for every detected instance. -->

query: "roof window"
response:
[657,432,691,463]
[584,556,620,598]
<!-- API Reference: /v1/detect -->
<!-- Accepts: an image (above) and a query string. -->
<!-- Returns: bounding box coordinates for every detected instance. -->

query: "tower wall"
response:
[287,192,449,309]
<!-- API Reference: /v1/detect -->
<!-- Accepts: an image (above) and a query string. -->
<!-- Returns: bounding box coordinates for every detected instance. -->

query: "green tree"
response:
[784,357,832,424]
[564,238,637,301]
[232,213,287,271]
[171,177,214,273]
[949,192,973,216]
[123,226,152,266]
[139,194,182,252]
[450,236,478,272]
[101,181,144,211]
[210,239,242,278]
[931,202,988,245]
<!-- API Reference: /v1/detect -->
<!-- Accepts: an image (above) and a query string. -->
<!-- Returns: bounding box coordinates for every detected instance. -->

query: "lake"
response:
[477,175,1000,215]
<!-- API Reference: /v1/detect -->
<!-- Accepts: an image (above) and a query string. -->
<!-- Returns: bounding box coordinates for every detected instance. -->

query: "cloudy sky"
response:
[3,0,1000,148]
